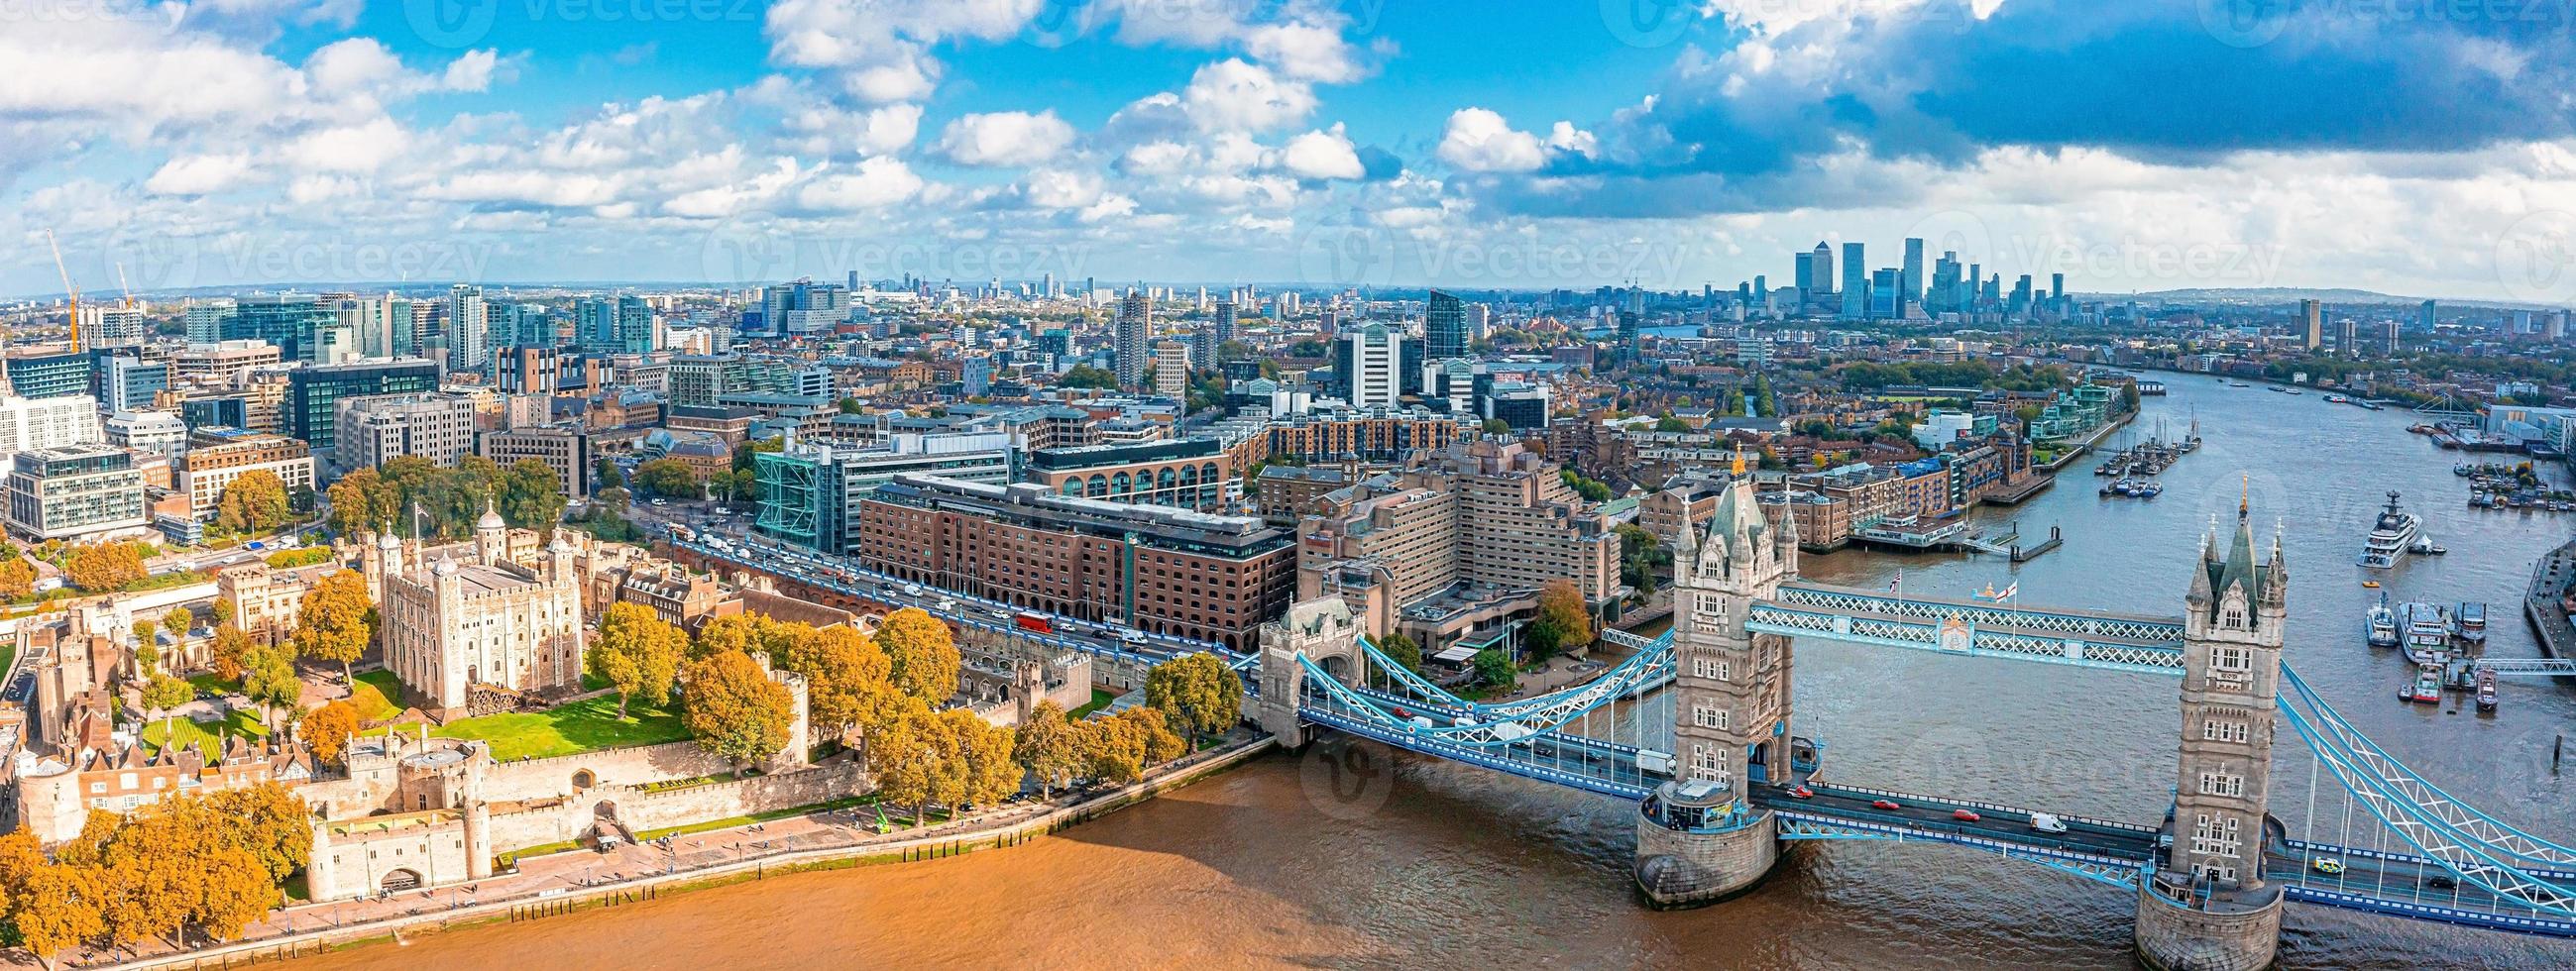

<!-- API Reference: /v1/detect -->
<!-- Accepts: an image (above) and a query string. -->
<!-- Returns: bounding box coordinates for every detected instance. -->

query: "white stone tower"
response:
[2136,496,2288,971]
[1634,479,1798,908]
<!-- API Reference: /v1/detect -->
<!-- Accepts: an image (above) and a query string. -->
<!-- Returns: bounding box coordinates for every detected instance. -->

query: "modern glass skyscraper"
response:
[448,284,490,372]
[226,294,334,362]
[1425,289,1467,360]
[1901,238,1925,318]
[1840,242,1867,320]
[286,359,440,459]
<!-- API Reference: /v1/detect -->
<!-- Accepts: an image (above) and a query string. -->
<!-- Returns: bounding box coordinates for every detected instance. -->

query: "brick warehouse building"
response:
[856,475,1295,651]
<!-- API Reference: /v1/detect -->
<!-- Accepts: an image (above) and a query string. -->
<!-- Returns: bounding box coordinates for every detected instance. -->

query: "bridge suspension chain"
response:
[2279,665,2576,868]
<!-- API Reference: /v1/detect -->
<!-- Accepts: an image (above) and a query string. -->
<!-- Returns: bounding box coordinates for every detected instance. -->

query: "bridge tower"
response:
[1257,596,1364,749]
[1634,480,1798,908]
[2137,501,2288,971]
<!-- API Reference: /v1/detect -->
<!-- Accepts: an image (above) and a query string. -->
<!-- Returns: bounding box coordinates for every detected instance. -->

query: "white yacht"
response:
[2359,491,2421,569]
[2365,594,2399,649]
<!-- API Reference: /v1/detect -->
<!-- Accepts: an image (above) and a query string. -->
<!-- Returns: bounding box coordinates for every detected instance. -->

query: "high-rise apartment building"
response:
[2299,299,2323,350]
[448,284,490,372]
[1155,341,1190,401]
[1114,290,1152,387]
[1425,289,1468,360]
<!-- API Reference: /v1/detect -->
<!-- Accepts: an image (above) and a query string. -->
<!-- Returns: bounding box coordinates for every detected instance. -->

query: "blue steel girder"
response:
[1772,810,2148,890]
[1745,605,2186,676]
[1771,582,2186,641]
[2279,665,2576,868]
[1297,702,1651,800]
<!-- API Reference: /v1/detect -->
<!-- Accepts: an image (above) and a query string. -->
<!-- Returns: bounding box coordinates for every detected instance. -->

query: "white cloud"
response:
[283,118,405,173]
[1437,108,1546,172]
[1180,59,1314,133]
[797,156,924,211]
[144,153,257,195]
[936,110,1077,166]
[1017,168,1104,209]
[1281,124,1364,180]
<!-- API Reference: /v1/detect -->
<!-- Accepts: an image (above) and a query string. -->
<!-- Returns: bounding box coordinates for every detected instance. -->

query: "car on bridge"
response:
[1784,786,1812,799]
[2029,812,2070,834]
[2310,856,2346,875]
[1951,809,1981,823]
[1870,799,1902,810]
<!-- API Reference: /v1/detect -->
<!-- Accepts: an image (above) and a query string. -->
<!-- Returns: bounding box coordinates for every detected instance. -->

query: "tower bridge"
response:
[1254,481,2576,967]
[659,490,2576,966]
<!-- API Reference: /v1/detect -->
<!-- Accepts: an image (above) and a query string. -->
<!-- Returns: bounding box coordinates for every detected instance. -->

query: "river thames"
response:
[290,374,2576,969]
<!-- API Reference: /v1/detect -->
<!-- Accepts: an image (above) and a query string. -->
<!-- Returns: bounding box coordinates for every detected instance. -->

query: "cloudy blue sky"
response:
[7,0,2576,301]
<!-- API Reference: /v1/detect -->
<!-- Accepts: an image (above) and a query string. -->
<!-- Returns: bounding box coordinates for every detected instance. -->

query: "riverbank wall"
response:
[87,736,1280,971]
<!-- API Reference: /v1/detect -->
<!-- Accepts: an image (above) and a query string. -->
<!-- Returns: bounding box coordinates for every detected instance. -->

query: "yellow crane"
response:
[42,228,80,352]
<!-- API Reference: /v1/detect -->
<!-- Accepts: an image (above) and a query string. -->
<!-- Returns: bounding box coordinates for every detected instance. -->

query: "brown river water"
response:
[291,375,2576,969]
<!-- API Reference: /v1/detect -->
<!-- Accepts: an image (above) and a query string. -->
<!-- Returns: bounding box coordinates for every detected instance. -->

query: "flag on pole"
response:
[1974,582,2020,602]
[1888,569,1902,593]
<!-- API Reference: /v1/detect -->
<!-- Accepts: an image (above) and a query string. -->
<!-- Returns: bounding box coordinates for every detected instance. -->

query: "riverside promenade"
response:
[52,735,1278,971]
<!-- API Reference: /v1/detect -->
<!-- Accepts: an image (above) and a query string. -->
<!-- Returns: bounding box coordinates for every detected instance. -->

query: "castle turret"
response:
[475,496,506,567]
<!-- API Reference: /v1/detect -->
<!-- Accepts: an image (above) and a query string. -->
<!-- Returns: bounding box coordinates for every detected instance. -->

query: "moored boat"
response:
[2456,600,2487,645]
[2359,491,2421,569]
[2366,595,2399,648]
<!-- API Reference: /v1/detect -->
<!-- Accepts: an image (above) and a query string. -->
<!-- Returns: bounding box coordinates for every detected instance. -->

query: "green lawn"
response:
[1067,689,1117,720]
[349,670,405,721]
[186,673,240,695]
[142,705,268,755]
[416,694,690,761]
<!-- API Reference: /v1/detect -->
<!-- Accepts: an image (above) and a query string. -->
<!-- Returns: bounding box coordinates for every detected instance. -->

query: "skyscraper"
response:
[1809,242,1835,300]
[1840,242,1867,320]
[448,283,490,372]
[1901,238,1924,318]
[1793,251,1816,309]
[1869,269,1900,320]
[1156,341,1190,402]
[1114,290,1151,387]
[2299,299,2323,350]
[1425,289,1468,360]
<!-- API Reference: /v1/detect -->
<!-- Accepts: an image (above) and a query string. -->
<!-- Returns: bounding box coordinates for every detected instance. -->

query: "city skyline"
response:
[6,3,2576,301]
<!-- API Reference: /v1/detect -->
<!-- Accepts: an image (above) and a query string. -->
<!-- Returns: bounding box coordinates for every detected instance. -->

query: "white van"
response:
[2029,812,2070,834]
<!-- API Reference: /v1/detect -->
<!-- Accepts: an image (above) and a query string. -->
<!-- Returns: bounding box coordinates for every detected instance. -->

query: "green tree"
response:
[594,457,626,491]
[1655,416,1690,433]
[875,607,960,702]
[132,619,159,670]
[163,606,193,641]
[633,459,702,499]
[681,649,794,769]
[1058,364,1120,389]
[292,569,374,684]
[1011,701,1083,798]
[139,675,191,741]
[838,396,865,415]
[1144,652,1243,747]
[499,459,570,536]
[1472,648,1516,691]
[239,643,299,728]
[208,623,251,682]
[588,602,686,719]
[1374,631,1422,682]
[1076,712,1145,784]
[1482,417,1511,435]
[214,470,291,533]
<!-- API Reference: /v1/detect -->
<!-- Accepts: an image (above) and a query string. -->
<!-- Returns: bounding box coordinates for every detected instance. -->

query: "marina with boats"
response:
[2090,418,2197,500]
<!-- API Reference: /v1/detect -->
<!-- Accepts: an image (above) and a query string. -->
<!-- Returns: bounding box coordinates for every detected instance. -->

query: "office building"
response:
[285,359,441,457]
[0,392,102,463]
[177,428,314,521]
[1333,323,1416,408]
[5,445,149,543]
[1426,289,1468,360]
[476,426,591,501]
[101,355,167,413]
[497,346,560,395]
[334,393,478,478]
[182,299,236,345]
[1901,238,1924,318]
[1021,439,1232,512]
[105,411,187,458]
[2300,299,2323,350]
[857,475,1295,651]
[225,294,335,362]
[168,341,281,387]
[753,433,1017,557]
[1114,290,1152,387]
[1840,242,1867,320]
[5,350,92,400]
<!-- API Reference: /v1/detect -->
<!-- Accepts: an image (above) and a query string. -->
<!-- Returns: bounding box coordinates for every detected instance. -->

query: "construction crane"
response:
[42,228,79,352]
[116,262,134,309]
